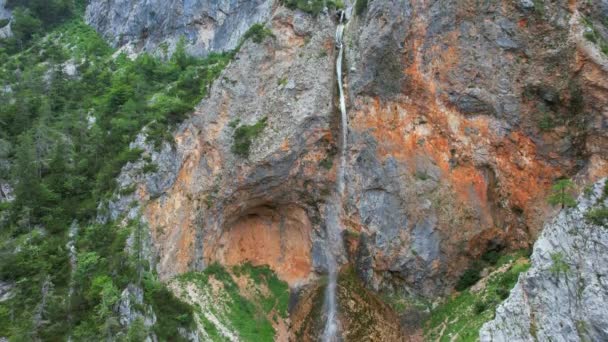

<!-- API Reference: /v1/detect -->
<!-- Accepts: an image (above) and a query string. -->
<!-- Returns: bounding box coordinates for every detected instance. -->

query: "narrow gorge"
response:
[0,0,607,341]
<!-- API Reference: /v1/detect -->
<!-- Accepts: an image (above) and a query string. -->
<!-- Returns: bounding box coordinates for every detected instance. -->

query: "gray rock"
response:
[0,0,10,21]
[85,0,274,57]
[0,1,11,40]
[518,0,535,10]
[480,179,608,342]
[346,0,412,99]
[0,183,12,203]
[411,217,439,263]
[118,284,156,328]
[496,37,520,50]
[0,281,13,302]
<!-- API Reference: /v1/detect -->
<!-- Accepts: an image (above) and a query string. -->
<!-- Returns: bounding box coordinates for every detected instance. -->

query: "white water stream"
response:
[322,8,349,342]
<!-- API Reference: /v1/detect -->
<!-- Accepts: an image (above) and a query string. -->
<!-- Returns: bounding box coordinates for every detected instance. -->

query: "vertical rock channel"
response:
[323,7,349,342]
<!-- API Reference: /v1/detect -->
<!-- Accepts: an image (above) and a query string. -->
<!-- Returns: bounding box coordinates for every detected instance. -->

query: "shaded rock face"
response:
[105,0,608,305]
[85,0,274,56]
[480,179,608,342]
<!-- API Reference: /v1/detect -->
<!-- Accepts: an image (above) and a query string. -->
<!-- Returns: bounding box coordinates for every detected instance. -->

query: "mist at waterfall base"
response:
[322,8,348,342]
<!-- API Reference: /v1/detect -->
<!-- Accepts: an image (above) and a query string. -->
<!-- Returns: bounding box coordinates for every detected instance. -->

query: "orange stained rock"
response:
[215,205,313,286]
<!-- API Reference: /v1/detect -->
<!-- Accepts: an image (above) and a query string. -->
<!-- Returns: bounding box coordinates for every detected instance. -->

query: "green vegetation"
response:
[548,178,577,209]
[142,272,195,341]
[455,266,483,291]
[281,0,344,15]
[0,0,236,337]
[241,23,274,44]
[319,157,334,170]
[425,254,531,341]
[177,263,290,342]
[584,181,608,227]
[232,117,268,158]
[538,112,556,131]
[1,0,82,53]
[549,252,570,278]
[585,207,608,227]
[533,0,545,16]
[355,0,369,15]
[582,16,608,56]
[232,262,290,318]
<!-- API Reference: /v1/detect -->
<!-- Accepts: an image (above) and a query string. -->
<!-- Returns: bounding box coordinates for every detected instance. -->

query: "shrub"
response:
[10,8,42,43]
[481,250,500,265]
[281,0,325,15]
[232,117,267,158]
[455,267,481,291]
[143,272,194,341]
[242,23,274,44]
[585,207,608,227]
[549,252,569,278]
[473,300,487,314]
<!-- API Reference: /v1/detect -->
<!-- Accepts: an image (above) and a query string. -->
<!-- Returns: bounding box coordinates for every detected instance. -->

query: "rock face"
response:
[101,0,608,308]
[480,179,608,342]
[85,0,274,56]
[0,0,10,21]
[341,0,608,296]
[0,0,11,40]
[107,6,338,288]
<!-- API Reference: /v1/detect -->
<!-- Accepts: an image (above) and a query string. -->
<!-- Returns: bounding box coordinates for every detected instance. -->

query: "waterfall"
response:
[322,8,348,342]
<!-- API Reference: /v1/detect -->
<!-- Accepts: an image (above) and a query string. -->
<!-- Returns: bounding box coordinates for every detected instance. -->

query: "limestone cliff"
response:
[85,0,274,56]
[480,179,608,341]
[94,0,608,339]
[104,0,608,295]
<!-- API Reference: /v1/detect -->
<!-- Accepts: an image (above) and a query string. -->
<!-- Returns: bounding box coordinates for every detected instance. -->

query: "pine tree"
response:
[548,178,576,209]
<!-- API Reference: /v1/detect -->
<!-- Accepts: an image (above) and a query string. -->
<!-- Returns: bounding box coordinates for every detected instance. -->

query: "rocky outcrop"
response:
[85,0,274,56]
[480,179,608,341]
[0,0,12,39]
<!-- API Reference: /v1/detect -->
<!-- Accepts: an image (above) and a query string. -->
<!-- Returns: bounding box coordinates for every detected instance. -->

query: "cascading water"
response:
[322,8,349,342]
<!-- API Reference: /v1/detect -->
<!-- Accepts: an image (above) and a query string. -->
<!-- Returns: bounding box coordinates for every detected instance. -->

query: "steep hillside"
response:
[0,0,607,341]
[481,179,608,341]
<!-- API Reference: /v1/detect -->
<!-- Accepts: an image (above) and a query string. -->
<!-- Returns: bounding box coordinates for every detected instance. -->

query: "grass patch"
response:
[178,263,289,342]
[232,262,290,318]
[425,255,531,341]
